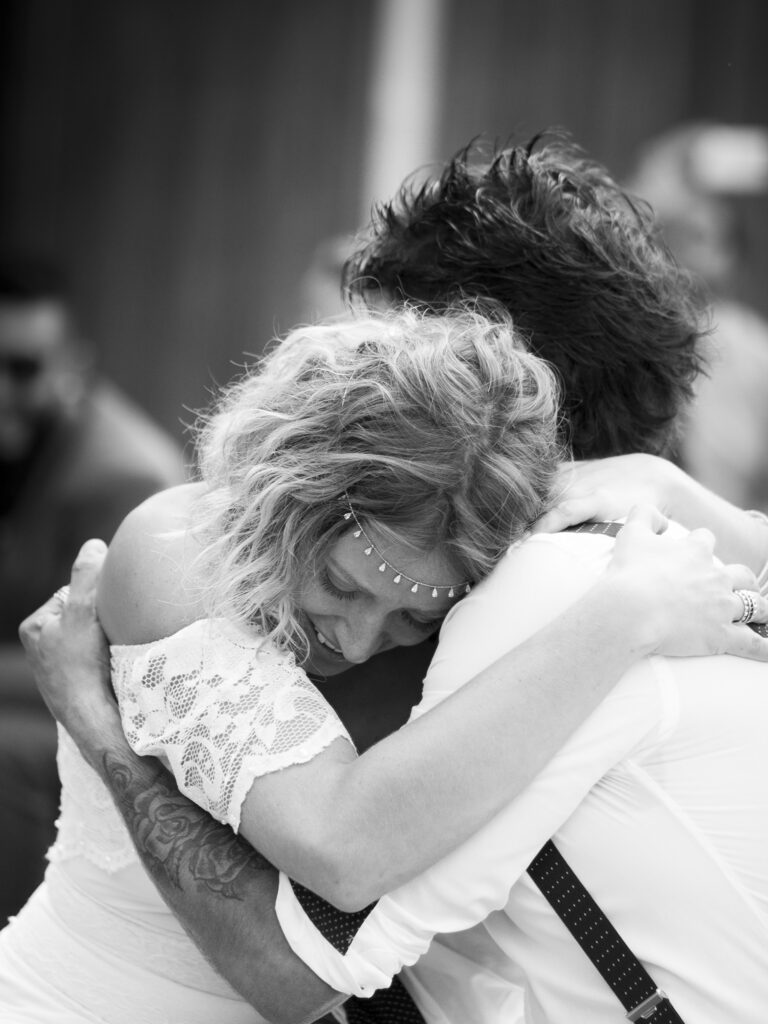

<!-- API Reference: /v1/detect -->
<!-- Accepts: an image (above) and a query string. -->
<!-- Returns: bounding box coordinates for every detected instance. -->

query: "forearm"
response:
[254,573,654,909]
[663,461,768,581]
[77,707,343,1024]
[544,454,768,579]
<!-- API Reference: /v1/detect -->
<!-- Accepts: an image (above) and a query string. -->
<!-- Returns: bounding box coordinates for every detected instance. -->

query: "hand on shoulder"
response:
[97,483,207,645]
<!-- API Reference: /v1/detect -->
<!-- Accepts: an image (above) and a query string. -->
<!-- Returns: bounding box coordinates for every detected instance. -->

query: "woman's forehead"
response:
[329,529,463,612]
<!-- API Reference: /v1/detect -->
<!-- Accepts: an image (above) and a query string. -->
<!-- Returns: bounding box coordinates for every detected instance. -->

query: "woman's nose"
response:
[338,611,390,664]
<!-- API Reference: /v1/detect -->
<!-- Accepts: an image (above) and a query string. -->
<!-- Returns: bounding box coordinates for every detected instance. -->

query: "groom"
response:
[18,135,719,1023]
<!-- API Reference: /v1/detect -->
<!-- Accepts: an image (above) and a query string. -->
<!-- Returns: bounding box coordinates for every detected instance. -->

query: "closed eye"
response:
[319,568,357,602]
[400,610,443,633]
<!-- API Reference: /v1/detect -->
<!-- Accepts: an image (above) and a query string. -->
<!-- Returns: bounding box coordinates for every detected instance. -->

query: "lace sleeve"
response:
[111,619,352,832]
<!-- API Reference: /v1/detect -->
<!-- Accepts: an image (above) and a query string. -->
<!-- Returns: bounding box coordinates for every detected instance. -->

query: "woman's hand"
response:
[18,539,118,769]
[603,505,768,659]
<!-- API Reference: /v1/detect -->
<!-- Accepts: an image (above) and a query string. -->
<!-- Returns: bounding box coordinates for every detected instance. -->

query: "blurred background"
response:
[2,0,768,926]
[2,0,767,442]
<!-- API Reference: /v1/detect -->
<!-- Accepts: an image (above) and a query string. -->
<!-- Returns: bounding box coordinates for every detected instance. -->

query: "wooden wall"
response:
[2,0,766,441]
[440,0,768,171]
[0,0,375,438]
[437,0,768,312]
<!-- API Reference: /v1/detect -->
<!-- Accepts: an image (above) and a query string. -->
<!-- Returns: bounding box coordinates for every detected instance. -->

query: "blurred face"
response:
[0,301,73,459]
[299,526,463,677]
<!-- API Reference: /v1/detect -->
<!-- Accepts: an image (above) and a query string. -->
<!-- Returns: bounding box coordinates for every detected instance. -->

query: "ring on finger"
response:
[734,588,758,625]
[52,586,70,609]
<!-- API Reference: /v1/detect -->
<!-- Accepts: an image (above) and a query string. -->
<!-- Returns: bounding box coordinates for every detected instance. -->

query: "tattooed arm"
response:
[19,541,344,1024]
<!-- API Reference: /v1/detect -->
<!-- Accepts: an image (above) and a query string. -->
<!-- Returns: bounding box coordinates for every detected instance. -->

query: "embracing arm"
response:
[659,462,768,578]
[537,453,768,580]
[95,722,344,1024]
[274,538,675,996]
[19,561,343,1024]
[21,517,768,1013]
[95,505,768,912]
[245,569,661,908]
[221,508,768,910]
[20,542,648,1014]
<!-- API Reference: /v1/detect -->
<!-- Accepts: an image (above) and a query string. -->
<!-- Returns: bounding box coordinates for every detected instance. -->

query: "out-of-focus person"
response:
[0,257,188,922]
[627,123,768,511]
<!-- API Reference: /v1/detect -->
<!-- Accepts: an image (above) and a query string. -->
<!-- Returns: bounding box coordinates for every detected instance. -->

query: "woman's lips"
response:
[309,620,344,656]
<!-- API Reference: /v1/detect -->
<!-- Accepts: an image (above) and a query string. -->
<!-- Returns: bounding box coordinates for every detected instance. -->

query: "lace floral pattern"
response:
[111,618,352,832]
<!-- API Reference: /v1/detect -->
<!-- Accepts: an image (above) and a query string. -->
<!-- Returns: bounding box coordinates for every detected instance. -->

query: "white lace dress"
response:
[0,619,351,1023]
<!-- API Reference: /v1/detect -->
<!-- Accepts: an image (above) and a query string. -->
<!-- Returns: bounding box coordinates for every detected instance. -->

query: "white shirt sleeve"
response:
[400,926,526,1024]
[275,533,673,995]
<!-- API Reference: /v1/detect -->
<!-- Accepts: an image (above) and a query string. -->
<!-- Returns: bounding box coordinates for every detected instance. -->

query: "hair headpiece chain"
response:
[342,495,471,598]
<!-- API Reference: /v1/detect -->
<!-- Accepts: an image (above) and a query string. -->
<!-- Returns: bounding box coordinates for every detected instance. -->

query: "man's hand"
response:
[18,537,344,1021]
[18,538,116,762]
[533,454,672,535]
[534,456,768,585]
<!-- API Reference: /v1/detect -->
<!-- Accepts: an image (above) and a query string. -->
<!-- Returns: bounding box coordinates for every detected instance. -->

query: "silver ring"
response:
[734,589,757,625]
[53,586,70,608]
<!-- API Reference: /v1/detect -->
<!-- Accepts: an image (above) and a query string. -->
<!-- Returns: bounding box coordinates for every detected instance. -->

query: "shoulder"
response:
[97,482,208,645]
[469,530,610,614]
[421,531,610,706]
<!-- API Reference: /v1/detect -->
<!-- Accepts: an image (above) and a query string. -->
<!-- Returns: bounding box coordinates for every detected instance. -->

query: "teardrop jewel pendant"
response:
[341,492,471,598]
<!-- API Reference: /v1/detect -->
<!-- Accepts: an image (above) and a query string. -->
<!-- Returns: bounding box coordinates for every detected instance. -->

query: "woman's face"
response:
[299,527,463,677]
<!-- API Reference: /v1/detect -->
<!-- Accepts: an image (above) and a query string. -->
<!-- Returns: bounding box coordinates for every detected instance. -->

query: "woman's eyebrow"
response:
[326,558,375,597]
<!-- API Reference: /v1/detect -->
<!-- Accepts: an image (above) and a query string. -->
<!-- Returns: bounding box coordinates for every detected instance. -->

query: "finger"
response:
[723,563,760,593]
[750,593,768,624]
[530,511,560,535]
[18,592,62,648]
[19,590,66,630]
[533,497,599,535]
[730,588,768,625]
[720,623,768,661]
[623,503,668,535]
[552,462,577,489]
[686,527,716,555]
[68,539,108,605]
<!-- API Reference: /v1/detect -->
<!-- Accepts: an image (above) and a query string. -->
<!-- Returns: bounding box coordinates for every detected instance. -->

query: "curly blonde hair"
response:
[193,305,562,656]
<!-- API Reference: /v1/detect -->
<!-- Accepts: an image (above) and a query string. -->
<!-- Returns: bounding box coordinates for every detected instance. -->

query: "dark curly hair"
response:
[344,134,708,459]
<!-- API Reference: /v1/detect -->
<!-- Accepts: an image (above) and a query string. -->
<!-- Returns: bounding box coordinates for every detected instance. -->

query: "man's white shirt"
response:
[276,526,768,1023]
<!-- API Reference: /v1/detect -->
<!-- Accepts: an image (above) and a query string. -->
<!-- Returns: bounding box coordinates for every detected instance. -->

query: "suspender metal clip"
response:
[626,988,667,1021]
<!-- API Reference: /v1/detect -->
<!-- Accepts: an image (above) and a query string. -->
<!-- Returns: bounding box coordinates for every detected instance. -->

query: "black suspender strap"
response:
[344,976,427,1024]
[528,841,684,1022]
[563,520,623,538]
[528,520,684,1022]
[290,880,427,1023]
